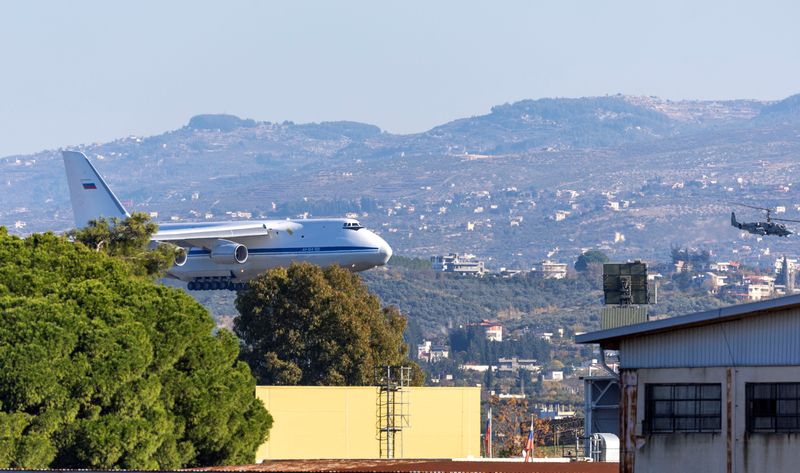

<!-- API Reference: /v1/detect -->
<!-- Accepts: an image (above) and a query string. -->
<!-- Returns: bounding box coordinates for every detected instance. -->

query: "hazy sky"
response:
[1,0,799,157]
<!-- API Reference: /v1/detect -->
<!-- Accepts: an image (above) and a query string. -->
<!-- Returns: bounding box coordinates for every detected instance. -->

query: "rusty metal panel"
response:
[601,306,649,330]
[620,307,800,368]
[620,369,637,473]
[726,368,732,473]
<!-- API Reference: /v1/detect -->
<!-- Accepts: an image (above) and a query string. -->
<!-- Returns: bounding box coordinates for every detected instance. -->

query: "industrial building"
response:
[577,294,800,473]
[254,386,479,461]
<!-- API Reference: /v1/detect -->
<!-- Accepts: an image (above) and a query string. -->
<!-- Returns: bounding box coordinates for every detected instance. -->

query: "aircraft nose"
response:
[377,237,392,265]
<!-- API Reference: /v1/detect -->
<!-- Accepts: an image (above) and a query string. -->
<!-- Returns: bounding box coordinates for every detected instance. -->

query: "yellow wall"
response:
[255,386,480,460]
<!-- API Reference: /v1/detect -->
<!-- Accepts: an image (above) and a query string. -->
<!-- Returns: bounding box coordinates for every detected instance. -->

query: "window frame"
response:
[746,382,800,433]
[644,383,722,434]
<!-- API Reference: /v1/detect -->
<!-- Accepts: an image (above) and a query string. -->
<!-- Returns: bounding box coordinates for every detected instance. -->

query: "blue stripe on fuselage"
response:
[187,245,379,257]
[160,218,351,232]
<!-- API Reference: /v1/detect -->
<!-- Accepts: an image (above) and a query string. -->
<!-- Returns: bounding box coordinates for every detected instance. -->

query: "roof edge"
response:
[576,293,800,345]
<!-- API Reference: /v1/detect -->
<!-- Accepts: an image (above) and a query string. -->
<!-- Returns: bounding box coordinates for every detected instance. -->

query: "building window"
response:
[746,383,800,433]
[644,384,721,433]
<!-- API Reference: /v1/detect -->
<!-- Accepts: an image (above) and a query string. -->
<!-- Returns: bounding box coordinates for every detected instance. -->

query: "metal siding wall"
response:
[621,308,800,368]
[601,306,649,330]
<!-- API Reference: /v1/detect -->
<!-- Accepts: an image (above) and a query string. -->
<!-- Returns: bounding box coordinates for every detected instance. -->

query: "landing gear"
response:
[186,277,249,291]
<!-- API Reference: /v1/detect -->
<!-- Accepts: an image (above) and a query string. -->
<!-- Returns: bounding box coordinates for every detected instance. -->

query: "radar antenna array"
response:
[603,262,649,306]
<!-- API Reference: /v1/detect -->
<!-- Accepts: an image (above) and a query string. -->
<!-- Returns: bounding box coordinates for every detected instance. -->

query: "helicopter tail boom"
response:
[731,212,740,229]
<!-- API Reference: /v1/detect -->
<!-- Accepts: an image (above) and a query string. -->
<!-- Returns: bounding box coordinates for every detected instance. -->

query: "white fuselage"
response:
[60,151,391,285]
[163,218,392,282]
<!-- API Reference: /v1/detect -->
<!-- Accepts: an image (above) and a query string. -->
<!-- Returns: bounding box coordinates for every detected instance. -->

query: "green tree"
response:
[574,250,609,272]
[0,228,271,469]
[387,255,431,271]
[234,263,423,386]
[487,396,549,458]
[68,212,181,277]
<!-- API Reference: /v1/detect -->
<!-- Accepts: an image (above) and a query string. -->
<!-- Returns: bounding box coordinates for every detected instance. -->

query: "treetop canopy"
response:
[0,228,270,469]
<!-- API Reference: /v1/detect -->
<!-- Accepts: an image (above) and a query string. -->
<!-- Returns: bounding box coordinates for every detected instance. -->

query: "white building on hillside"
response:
[532,260,568,279]
[430,253,486,275]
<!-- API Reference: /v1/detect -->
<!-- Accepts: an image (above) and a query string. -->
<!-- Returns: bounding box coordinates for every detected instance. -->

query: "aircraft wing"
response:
[154,221,301,249]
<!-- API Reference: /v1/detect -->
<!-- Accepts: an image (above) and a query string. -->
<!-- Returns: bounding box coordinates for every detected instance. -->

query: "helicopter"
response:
[730,204,800,237]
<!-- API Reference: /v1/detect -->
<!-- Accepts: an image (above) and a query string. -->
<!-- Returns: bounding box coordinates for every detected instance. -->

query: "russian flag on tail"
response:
[82,181,97,190]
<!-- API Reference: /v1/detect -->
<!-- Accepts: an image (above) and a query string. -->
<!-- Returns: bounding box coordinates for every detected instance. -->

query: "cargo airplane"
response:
[63,151,392,290]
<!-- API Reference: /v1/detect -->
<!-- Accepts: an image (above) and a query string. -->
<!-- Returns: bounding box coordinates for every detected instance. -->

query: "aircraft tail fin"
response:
[62,151,129,228]
[731,212,738,228]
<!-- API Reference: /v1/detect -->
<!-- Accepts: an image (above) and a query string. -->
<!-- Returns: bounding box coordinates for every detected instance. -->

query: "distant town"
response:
[4,94,800,272]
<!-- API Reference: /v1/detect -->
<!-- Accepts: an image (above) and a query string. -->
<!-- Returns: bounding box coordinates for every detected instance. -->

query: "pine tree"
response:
[234,263,423,386]
[0,226,271,469]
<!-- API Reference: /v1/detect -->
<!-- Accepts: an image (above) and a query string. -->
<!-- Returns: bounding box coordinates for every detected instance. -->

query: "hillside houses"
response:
[688,257,797,301]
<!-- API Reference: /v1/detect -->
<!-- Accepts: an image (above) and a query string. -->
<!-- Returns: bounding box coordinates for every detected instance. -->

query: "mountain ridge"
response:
[3,93,800,270]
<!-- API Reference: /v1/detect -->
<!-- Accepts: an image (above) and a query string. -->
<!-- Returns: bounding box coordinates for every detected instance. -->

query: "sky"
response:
[1,0,799,157]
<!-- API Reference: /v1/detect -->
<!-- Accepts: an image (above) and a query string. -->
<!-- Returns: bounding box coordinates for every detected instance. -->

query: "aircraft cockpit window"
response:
[343,221,363,230]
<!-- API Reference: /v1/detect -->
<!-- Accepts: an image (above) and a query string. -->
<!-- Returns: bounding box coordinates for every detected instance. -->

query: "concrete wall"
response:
[736,366,800,472]
[624,366,800,473]
[255,386,480,461]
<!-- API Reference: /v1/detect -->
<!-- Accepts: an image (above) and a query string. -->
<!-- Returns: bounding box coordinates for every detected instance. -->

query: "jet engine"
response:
[151,242,188,267]
[210,240,248,264]
[174,247,188,266]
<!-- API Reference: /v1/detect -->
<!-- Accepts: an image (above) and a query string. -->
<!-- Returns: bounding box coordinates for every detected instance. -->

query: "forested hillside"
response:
[357,256,733,342]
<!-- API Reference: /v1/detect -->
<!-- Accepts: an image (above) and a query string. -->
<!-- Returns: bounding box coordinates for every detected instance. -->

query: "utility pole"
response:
[531,413,535,459]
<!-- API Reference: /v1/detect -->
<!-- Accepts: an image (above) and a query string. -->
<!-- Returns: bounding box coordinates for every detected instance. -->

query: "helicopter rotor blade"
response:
[731,202,773,212]
[771,217,800,224]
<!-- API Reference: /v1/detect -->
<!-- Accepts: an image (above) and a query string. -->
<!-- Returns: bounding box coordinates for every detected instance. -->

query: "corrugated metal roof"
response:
[575,293,800,349]
[619,307,800,368]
